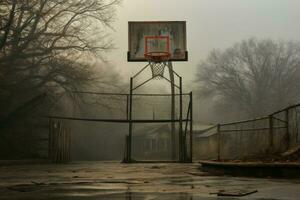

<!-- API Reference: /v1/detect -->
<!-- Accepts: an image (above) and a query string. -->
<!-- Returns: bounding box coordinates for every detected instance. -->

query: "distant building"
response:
[132,124,172,160]
[193,123,218,160]
[131,122,215,161]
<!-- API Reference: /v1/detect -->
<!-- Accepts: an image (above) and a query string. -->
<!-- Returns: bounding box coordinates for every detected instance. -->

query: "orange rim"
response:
[144,52,171,62]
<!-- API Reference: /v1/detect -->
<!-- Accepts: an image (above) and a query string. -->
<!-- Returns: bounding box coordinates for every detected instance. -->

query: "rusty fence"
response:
[48,92,193,163]
[194,103,300,160]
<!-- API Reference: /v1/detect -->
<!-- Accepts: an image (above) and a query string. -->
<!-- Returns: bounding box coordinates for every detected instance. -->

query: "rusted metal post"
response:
[217,124,221,161]
[268,115,274,152]
[128,77,133,162]
[126,94,129,120]
[48,118,52,161]
[123,135,129,162]
[189,92,193,163]
[168,62,176,160]
[67,127,71,162]
[179,76,183,162]
[285,108,290,150]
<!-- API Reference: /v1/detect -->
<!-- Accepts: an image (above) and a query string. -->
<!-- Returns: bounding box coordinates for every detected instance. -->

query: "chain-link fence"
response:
[126,93,193,162]
[194,103,300,161]
[48,92,193,162]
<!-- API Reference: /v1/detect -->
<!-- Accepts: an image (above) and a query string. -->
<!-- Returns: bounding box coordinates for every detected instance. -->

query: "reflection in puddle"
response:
[100,192,195,200]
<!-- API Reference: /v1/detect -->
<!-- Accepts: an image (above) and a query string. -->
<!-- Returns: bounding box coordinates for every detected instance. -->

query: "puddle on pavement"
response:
[65,192,219,200]
[2,163,299,200]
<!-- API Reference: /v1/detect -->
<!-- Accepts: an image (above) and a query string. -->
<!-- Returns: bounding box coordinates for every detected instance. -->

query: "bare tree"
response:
[195,38,300,118]
[0,0,121,115]
[0,0,123,159]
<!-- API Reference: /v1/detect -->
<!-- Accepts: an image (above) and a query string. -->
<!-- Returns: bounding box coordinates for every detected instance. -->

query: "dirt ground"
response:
[0,161,300,200]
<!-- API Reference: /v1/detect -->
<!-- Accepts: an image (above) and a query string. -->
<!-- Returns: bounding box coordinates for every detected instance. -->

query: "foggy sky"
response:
[108,0,300,85]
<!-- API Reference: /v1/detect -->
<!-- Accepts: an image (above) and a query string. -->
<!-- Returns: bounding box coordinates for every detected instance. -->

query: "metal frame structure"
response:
[126,21,191,163]
[45,21,192,163]
[124,60,193,163]
[47,90,193,163]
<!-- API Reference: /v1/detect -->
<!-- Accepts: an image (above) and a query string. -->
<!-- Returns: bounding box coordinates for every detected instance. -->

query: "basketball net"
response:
[145,52,170,79]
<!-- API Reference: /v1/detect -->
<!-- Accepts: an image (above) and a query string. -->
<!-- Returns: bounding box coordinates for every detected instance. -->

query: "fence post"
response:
[217,124,221,161]
[126,94,129,120]
[48,118,52,161]
[268,115,274,152]
[128,77,133,162]
[179,76,183,162]
[168,62,176,161]
[189,92,193,163]
[123,135,129,163]
[285,108,290,150]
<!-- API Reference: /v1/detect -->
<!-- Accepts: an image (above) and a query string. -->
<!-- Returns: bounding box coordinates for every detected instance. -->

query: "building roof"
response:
[134,124,169,138]
[133,122,216,138]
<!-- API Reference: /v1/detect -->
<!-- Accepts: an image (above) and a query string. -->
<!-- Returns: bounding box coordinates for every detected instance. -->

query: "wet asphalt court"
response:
[0,162,299,200]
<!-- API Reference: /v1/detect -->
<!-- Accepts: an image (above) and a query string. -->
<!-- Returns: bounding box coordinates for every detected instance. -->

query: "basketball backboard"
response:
[128,21,188,62]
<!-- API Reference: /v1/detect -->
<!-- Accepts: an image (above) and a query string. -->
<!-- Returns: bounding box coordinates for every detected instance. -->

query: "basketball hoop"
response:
[144,52,171,63]
[145,52,170,79]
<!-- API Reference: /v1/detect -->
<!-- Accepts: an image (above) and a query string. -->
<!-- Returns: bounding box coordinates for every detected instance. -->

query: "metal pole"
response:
[126,94,129,120]
[285,108,290,150]
[128,78,133,162]
[217,124,221,161]
[48,118,52,161]
[189,92,193,163]
[268,115,274,152]
[168,61,176,160]
[123,135,127,162]
[179,76,183,162]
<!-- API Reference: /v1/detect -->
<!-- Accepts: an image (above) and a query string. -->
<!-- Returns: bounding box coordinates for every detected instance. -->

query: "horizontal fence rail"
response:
[46,116,191,123]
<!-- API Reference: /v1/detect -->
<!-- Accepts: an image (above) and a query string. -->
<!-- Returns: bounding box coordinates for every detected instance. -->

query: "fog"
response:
[109,0,300,82]
[2,0,300,162]
[96,0,300,160]
[2,3,300,200]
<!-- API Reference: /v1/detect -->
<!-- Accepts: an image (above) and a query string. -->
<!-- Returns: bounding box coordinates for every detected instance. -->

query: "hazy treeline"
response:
[195,38,300,121]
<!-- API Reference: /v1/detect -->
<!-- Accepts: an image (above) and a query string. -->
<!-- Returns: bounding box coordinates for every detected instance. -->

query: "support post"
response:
[269,115,274,152]
[168,62,176,160]
[179,76,183,162]
[285,109,290,150]
[189,92,193,163]
[217,124,221,161]
[126,94,129,120]
[48,118,52,161]
[128,78,133,162]
[123,135,129,163]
